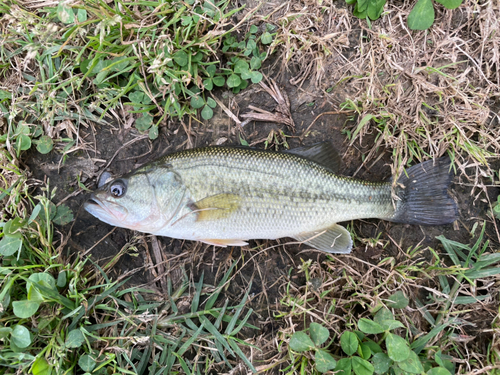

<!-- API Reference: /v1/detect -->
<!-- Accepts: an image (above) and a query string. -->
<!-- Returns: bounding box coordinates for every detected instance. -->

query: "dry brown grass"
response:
[247,1,500,373]
[264,0,500,179]
[259,0,353,88]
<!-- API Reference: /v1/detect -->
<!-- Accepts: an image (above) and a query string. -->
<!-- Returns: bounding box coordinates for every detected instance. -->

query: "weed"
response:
[1,242,256,373]
[288,300,455,374]
[289,322,337,373]
[0,152,257,373]
[345,0,385,22]
[0,0,274,154]
[1,1,498,374]
[492,195,500,220]
[407,0,464,30]
[264,129,290,151]
[277,224,500,374]
[346,0,464,30]
[432,223,500,325]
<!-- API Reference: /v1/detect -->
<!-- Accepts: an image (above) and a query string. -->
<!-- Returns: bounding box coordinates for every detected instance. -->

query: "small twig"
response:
[300,110,352,140]
[96,134,149,182]
[151,235,168,293]
[210,94,241,126]
[82,227,117,257]
[462,365,500,375]
[240,78,295,129]
[180,119,193,149]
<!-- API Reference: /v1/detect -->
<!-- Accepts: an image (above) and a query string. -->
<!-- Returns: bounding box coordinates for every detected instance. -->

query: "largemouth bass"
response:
[84,143,458,253]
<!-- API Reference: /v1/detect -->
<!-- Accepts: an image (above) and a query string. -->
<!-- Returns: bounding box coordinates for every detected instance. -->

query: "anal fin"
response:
[201,239,249,247]
[293,224,353,254]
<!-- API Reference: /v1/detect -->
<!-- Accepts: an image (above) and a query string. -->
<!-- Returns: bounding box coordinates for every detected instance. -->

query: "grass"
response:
[1,1,271,372]
[265,0,500,179]
[0,156,257,374]
[276,226,500,374]
[1,0,500,374]
[0,0,274,154]
[335,22,498,180]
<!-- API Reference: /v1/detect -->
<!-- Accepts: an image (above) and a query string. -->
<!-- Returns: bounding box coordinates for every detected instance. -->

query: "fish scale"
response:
[85,143,457,253]
[145,147,394,239]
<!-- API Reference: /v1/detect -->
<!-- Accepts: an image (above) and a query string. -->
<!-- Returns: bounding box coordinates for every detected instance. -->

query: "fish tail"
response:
[389,157,458,225]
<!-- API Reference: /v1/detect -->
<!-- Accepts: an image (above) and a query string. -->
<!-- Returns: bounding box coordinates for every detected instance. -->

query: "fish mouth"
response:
[84,194,127,223]
[83,194,105,212]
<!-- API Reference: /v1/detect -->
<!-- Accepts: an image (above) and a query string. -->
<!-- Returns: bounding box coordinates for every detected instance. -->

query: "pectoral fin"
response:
[293,224,353,253]
[201,239,249,247]
[192,193,241,221]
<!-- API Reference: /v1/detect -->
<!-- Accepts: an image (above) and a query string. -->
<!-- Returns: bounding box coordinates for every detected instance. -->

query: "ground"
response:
[3,0,500,373]
[26,46,499,375]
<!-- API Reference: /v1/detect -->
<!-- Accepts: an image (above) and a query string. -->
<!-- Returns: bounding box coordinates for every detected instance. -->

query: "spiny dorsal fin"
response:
[293,224,353,253]
[285,142,341,173]
[192,193,241,221]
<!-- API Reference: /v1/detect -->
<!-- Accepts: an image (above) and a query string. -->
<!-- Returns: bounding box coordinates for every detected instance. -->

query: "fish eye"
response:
[109,180,126,198]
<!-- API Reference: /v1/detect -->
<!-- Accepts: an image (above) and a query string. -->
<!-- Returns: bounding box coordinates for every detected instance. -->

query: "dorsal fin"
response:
[285,142,341,173]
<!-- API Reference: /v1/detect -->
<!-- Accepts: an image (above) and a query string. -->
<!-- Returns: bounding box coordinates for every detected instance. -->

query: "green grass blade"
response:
[206,261,237,309]
[173,352,192,375]
[454,294,491,304]
[225,281,252,335]
[199,315,235,357]
[214,339,231,368]
[214,299,229,329]
[185,318,200,331]
[191,271,204,313]
[437,235,464,266]
[475,252,500,269]
[414,297,435,325]
[411,318,457,354]
[228,338,257,373]
[464,267,500,279]
[229,308,254,336]
[177,324,204,357]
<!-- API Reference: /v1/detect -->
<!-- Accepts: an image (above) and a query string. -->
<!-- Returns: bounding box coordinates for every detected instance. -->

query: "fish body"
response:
[84,143,457,253]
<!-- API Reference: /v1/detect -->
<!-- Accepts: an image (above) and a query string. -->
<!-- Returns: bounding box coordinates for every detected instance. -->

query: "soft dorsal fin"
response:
[284,142,341,173]
[192,193,241,221]
[293,224,353,253]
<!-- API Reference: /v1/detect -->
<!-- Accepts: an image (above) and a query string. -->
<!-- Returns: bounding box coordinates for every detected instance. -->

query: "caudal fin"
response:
[389,158,458,225]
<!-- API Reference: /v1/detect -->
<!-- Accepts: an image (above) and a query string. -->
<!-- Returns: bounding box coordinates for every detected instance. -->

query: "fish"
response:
[84,142,458,253]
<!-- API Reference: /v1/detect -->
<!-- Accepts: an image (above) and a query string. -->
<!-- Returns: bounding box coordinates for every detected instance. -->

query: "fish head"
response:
[84,172,158,231]
[84,167,186,233]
